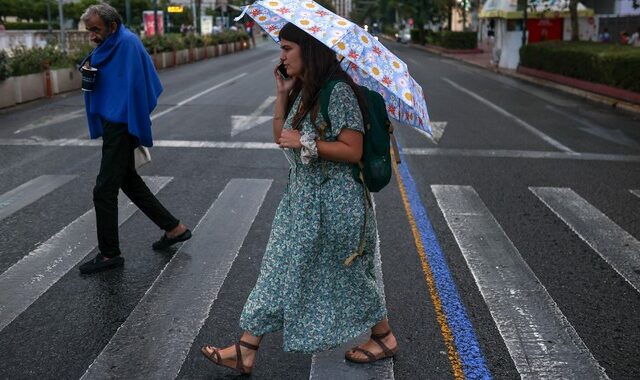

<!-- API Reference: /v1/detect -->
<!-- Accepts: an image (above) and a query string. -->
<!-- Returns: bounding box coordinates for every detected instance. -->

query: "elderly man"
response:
[78,3,191,274]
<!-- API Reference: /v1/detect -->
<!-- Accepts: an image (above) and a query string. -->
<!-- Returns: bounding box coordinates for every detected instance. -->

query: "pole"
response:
[125,0,131,27]
[47,0,52,38]
[192,0,197,31]
[153,0,158,35]
[58,0,66,52]
[522,0,527,46]
[196,0,201,35]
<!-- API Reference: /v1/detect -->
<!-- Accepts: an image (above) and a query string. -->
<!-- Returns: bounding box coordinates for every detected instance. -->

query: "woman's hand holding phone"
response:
[274,63,295,94]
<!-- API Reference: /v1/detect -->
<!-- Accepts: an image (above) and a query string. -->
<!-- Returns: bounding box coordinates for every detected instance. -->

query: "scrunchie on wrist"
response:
[299,132,318,164]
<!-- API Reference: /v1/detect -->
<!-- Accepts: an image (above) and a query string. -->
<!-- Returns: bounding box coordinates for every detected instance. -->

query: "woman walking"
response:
[201,22,397,374]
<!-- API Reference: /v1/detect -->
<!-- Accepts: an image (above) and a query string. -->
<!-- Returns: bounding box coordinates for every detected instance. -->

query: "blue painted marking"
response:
[396,140,492,379]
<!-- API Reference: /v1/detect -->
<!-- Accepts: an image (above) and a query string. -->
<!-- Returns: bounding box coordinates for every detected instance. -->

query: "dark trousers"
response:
[94,120,179,257]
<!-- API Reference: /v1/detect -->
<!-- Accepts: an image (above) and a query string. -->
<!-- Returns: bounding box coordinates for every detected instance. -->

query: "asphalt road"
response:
[0,38,639,379]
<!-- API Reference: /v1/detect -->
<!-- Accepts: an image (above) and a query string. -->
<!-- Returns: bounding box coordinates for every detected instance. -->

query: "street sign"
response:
[167,5,183,13]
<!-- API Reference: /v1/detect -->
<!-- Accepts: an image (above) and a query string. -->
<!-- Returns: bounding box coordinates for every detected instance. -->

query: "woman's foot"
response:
[201,340,258,374]
[345,330,398,363]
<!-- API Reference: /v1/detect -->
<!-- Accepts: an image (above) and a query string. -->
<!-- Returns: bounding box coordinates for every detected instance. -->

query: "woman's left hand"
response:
[278,129,302,149]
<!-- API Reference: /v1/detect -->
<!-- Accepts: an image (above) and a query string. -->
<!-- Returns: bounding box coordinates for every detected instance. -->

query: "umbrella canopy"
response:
[236,0,431,136]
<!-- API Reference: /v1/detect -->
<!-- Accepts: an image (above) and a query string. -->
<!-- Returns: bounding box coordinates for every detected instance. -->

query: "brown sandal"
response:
[345,330,398,363]
[201,340,259,374]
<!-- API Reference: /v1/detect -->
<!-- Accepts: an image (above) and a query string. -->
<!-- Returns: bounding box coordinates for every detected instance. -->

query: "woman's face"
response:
[279,38,303,78]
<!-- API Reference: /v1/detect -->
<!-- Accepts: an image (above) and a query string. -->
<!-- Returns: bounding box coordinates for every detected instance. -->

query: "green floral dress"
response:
[239,82,387,353]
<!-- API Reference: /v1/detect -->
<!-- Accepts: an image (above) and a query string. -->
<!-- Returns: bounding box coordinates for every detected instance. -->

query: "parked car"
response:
[395,29,411,43]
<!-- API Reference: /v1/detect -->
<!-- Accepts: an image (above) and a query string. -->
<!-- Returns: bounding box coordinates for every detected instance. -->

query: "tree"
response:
[569,0,578,41]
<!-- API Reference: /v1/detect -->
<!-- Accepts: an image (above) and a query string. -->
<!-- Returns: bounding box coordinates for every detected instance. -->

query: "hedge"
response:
[519,41,640,93]
[141,30,249,54]
[1,30,251,79]
[438,31,477,49]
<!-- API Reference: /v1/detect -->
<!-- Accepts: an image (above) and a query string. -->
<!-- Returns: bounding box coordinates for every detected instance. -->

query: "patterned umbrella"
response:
[235,0,432,136]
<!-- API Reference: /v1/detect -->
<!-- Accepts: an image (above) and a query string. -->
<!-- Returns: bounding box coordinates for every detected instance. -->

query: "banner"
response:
[143,10,164,36]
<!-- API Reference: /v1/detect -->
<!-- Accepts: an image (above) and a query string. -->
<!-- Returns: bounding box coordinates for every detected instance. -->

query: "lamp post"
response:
[58,0,66,52]
[125,0,131,27]
[153,0,159,35]
[522,0,527,46]
[47,0,52,38]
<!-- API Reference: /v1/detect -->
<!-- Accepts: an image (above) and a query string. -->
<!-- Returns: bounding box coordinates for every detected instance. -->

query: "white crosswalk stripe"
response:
[82,179,272,379]
[0,175,77,221]
[631,189,640,199]
[432,185,609,379]
[0,176,173,333]
[531,187,640,294]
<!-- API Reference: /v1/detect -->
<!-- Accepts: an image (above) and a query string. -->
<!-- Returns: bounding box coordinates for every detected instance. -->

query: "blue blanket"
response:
[82,26,162,147]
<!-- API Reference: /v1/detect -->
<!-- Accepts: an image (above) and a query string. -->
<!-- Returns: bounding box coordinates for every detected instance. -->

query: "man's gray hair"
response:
[81,3,122,27]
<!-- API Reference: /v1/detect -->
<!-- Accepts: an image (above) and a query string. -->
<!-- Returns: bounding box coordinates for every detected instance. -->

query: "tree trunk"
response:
[569,0,579,41]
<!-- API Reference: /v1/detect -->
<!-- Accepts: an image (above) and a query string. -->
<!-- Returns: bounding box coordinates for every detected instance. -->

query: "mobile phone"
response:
[277,63,290,79]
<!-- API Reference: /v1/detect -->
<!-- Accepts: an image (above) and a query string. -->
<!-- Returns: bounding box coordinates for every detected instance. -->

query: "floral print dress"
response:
[239,82,387,353]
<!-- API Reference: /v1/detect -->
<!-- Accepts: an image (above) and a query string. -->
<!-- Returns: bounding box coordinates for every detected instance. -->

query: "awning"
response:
[479,0,594,19]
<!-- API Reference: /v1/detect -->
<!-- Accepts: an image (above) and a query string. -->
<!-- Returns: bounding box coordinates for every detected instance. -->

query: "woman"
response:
[201,22,397,374]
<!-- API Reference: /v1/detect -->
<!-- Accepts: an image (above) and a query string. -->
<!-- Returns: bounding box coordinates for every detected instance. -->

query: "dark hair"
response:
[81,3,122,27]
[279,23,367,131]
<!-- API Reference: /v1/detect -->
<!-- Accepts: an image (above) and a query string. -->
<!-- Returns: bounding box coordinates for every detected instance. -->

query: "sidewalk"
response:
[411,40,640,115]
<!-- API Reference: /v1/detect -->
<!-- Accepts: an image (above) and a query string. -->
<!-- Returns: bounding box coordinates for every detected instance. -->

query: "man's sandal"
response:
[345,330,398,363]
[201,340,259,374]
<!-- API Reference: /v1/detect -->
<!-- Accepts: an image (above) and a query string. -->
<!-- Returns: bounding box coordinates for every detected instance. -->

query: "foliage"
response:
[142,29,248,54]
[520,41,640,93]
[9,45,68,76]
[0,51,12,81]
[438,31,476,49]
[67,42,95,67]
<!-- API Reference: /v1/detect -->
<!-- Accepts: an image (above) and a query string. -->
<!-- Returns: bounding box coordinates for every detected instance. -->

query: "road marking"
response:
[0,138,278,150]
[546,105,639,148]
[443,78,574,152]
[309,197,394,380]
[401,147,640,162]
[531,187,640,294]
[231,96,276,136]
[0,176,172,333]
[82,179,272,380]
[0,175,77,221]
[433,185,609,379]
[631,189,640,198]
[13,109,85,134]
[150,73,248,121]
[392,154,489,379]
[3,138,639,163]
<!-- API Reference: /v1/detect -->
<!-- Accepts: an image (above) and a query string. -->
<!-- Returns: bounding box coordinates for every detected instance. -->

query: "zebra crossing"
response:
[0,173,638,378]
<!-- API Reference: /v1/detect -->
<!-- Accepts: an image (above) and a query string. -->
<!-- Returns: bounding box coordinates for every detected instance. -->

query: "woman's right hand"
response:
[274,64,296,95]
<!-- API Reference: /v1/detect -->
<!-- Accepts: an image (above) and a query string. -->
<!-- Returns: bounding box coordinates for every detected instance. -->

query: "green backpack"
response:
[319,80,400,192]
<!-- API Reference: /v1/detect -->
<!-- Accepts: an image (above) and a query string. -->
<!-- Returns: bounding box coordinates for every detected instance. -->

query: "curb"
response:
[410,43,640,115]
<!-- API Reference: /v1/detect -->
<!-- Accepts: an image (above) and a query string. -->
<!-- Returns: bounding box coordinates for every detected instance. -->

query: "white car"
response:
[395,29,411,43]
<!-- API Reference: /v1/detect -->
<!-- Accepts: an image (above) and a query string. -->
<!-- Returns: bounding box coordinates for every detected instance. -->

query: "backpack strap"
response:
[319,79,341,129]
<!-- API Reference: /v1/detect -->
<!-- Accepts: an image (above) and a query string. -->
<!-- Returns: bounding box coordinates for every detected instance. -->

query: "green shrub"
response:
[9,45,68,76]
[0,51,12,80]
[439,31,477,49]
[67,42,95,67]
[520,41,640,92]
[410,29,422,44]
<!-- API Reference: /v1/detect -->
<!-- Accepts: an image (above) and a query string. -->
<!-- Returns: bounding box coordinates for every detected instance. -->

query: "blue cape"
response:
[82,26,162,147]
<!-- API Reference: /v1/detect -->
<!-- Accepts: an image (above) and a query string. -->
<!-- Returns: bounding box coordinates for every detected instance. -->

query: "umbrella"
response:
[235,0,432,137]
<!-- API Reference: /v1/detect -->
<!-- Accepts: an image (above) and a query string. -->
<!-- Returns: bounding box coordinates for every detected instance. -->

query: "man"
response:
[78,4,191,274]
[629,27,640,47]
